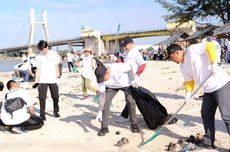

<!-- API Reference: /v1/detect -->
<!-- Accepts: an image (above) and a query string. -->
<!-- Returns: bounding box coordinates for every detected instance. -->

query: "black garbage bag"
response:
[129,86,176,130]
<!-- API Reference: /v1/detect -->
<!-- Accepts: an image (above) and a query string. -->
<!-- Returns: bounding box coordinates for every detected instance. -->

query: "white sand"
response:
[0,61,229,152]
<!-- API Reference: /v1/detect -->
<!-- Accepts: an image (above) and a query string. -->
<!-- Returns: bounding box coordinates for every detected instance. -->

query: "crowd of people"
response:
[0,35,230,151]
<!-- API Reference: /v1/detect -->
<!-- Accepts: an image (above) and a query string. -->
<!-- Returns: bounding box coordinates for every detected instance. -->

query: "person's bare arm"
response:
[28,106,36,115]
[55,64,60,78]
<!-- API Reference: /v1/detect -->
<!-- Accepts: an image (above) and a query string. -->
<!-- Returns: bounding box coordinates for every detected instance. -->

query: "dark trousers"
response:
[38,83,59,117]
[121,103,129,118]
[0,115,43,130]
[58,63,63,77]
[101,87,137,128]
[67,62,74,72]
[202,81,230,145]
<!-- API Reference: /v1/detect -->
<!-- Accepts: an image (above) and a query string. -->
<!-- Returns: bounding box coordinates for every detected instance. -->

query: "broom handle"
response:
[162,72,213,128]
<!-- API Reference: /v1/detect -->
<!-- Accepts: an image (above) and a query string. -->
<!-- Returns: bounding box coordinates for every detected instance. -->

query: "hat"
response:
[82,48,92,54]
[120,36,133,47]
[94,66,107,83]
[165,44,183,60]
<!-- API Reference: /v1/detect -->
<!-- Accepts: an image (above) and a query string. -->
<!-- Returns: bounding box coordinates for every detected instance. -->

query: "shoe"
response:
[11,127,27,134]
[97,127,109,136]
[81,96,88,100]
[197,142,215,149]
[131,124,139,133]
[115,116,129,123]
[53,112,60,118]
[0,125,11,132]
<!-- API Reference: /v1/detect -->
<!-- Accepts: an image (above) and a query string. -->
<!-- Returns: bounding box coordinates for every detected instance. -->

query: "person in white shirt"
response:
[18,58,33,82]
[0,80,43,133]
[76,48,98,100]
[97,61,140,136]
[166,42,230,149]
[66,50,75,72]
[116,36,146,123]
[35,40,61,121]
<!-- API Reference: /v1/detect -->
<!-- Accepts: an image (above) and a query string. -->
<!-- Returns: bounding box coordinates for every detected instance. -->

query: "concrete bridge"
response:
[0,28,171,56]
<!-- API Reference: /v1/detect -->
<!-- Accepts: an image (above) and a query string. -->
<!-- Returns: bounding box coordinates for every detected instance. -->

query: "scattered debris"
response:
[167,142,177,151]
[166,133,204,151]
[115,137,129,147]
[115,131,121,135]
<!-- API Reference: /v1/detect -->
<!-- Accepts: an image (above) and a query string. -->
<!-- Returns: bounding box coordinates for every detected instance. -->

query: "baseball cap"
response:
[204,30,214,37]
[94,66,107,83]
[165,44,183,60]
[120,36,133,47]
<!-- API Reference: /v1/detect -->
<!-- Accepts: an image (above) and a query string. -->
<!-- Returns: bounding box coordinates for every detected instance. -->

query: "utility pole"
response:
[112,23,121,55]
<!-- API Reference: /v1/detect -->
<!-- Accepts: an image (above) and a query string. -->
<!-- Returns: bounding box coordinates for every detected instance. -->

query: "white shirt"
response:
[180,42,230,93]
[67,52,75,62]
[105,63,132,88]
[123,47,145,75]
[80,56,94,80]
[18,62,31,71]
[1,89,34,125]
[35,50,60,83]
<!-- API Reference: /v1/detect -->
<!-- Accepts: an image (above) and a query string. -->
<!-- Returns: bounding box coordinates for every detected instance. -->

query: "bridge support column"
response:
[28,8,49,54]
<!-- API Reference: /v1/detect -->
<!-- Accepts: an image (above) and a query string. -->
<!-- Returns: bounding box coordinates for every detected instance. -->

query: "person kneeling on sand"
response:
[0,80,43,133]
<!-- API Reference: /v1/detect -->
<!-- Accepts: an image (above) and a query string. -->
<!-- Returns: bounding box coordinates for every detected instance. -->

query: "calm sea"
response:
[0,60,21,72]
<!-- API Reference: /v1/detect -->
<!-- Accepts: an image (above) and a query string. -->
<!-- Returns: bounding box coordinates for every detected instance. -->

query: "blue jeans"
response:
[227,52,230,63]
[20,70,29,82]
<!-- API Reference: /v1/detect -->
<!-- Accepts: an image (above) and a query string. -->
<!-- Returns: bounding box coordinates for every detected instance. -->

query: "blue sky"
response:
[0,0,169,49]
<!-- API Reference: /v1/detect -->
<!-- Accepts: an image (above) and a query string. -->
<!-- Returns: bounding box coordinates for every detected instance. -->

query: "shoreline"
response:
[0,56,21,61]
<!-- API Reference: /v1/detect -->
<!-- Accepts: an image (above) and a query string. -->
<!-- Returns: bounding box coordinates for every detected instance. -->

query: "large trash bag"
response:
[129,86,174,130]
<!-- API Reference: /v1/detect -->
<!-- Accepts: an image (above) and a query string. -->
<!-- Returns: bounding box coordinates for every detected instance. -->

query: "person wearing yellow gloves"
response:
[166,42,230,150]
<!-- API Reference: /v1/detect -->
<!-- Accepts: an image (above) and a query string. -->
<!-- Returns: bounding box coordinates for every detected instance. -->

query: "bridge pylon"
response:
[28,8,49,55]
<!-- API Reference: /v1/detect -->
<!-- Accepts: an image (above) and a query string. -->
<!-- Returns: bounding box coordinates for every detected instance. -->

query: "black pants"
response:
[67,62,74,72]
[0,115,43,130]
[58,63,63,77]
[38,83,59,118]
[202,81,230,145]
[121,103,129,118]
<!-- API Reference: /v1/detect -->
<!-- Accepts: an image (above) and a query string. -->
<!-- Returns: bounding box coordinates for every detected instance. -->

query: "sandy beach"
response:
[0,60,229,152]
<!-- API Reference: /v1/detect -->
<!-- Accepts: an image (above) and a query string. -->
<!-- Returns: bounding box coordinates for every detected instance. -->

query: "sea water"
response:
[0,60,21,72]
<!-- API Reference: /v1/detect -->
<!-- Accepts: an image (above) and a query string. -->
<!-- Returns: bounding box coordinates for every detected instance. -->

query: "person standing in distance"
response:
[35,40,61,121]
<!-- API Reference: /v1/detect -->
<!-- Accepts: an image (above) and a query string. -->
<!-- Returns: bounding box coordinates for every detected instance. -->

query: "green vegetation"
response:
[154,0,230,23]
